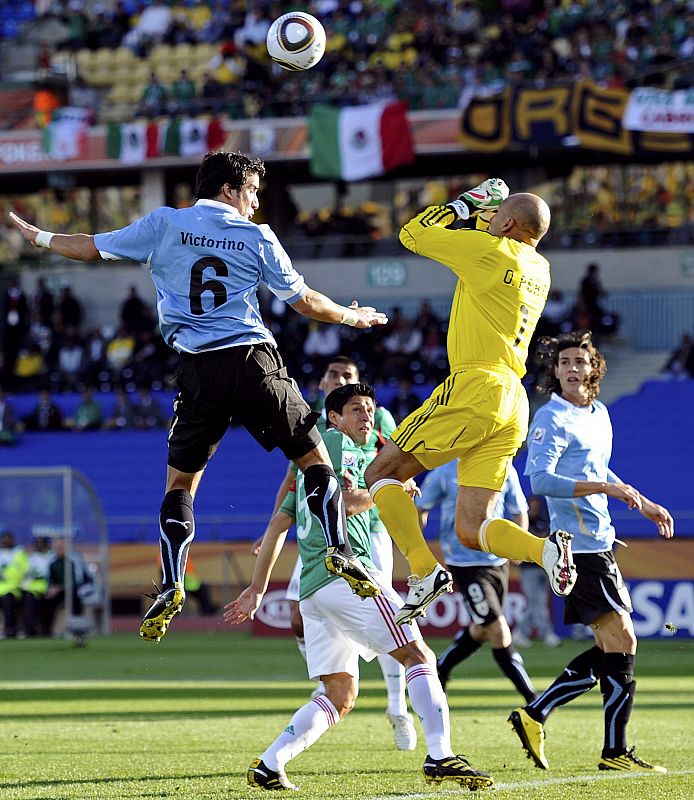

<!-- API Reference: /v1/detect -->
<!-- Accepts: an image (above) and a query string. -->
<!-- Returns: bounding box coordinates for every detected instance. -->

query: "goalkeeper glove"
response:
[447,178,510,220]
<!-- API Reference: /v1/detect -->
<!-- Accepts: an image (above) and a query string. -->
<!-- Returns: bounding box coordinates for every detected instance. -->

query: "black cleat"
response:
[247,758,299,790]
[423,754,494,790]
[139,581,185,642]
[324,547,381,598]
[598,748,666,773]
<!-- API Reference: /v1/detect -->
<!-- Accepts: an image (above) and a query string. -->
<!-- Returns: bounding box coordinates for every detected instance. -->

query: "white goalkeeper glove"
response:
[447,178,510,220]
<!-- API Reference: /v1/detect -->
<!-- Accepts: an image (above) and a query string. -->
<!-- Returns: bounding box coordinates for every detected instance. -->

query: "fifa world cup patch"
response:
[341,452,357,470]
[533,427,546,444]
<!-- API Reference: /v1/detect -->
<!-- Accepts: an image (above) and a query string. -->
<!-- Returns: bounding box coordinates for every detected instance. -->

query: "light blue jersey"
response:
[525,393,618,552]
[93,199,307,353]
[417,462,528,567]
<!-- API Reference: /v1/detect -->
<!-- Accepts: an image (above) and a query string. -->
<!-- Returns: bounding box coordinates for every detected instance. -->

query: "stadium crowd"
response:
[3,0,691,123]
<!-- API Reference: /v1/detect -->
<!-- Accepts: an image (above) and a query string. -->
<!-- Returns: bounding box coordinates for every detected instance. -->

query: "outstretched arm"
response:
[638,494,674,539]
[224,510,294,624]
[9,212,101,262]
[291,289,387,329]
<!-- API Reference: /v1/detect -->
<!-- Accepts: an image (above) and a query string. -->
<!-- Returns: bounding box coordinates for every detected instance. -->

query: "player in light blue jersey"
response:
[9,151,388,642]
[510,332,673,774]
[417,463,537,702]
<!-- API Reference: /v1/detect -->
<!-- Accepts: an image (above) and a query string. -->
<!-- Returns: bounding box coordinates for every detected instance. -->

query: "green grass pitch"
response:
[1,633,692,799]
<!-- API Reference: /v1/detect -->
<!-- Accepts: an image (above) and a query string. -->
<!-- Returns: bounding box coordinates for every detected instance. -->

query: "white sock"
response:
[378,653,407,716]
[295,636,307,661]
[405,664,453,759]
[261,695,339,772]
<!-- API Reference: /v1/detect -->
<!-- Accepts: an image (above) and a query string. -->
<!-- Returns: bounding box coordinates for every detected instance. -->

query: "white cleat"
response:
[394,564,453,625]
[542,530,577,596]
[387,711,418,751]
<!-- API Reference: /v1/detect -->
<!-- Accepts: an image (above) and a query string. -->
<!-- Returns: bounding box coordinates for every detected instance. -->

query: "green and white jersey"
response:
[364,405,397,534]
[281,427,376,600]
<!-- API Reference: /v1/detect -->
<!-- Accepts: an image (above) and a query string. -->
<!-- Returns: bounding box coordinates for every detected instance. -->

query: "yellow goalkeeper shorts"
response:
[390,366,528,491]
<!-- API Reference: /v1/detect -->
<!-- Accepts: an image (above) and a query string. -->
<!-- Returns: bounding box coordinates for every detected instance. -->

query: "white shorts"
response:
[285,556,302,602]
[286,532,391,602]
[300,575,420,681]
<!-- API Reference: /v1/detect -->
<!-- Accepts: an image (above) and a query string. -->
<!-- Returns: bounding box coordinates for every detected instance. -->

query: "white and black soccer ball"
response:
[266,12,326,72]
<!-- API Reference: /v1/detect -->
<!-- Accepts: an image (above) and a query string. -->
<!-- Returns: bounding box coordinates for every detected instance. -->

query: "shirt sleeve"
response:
[416,467,447,511]
[375,406,397,441]
[525,409,577,498]
[256,224,307,304]
[399,208,498,288]
[93,210,160,263]
[279,486,297,518]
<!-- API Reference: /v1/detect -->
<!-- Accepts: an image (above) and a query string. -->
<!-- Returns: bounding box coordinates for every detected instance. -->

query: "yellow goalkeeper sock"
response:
[371,482,438,577]
[478,518,544,565]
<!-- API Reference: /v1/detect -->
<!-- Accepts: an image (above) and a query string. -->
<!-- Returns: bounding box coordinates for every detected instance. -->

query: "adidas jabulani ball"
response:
[266,12,326,71]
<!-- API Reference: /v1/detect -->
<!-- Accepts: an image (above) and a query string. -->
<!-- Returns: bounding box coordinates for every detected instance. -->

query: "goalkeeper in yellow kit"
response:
[364,179,577,624]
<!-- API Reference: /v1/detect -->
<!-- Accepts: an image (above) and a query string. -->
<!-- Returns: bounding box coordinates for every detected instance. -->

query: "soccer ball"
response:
[266,12,326,72]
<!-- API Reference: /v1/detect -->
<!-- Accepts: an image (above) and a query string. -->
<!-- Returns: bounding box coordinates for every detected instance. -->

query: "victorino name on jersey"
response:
[180,231,246,251]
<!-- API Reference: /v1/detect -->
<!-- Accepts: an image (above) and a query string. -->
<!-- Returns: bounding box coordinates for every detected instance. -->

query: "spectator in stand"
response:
[2,276,30,384]
[22,387,65,431]
[66,386,103,431]
[131,328,165,388]
[302,322,341,359]
[131,385,166,429]
[33,83,60,128]
[0,386,18,445]
[120,285,147,336]
[81,328,107,387]
[139,73,169,117]
[579,264,606,334]
[200,71,225,113]
[104,387,136,430]
[55,329,84,390]
[13,342,48,392]
[123,0,173,54]
[169,69,198,115]
[382,307,423,380]
[32,278,54,328]
[414,299,441,333]
[537,289,572,338]
[105,326,136,382]
[57,286,83,333]
[662,332,694,379]
[391,378,421,424]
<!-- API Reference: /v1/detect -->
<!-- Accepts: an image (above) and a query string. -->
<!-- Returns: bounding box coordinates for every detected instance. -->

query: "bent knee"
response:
[395,638,437,669]
[456,526,482,550]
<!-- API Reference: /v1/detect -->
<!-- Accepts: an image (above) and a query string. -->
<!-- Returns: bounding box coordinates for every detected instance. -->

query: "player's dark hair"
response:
[535,331,606,403]
[194,151,265,199]
[325,382,376,418]
[325,354,359,373]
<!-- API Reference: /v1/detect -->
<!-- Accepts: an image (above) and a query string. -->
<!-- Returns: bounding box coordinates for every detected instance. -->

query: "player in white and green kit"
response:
[226,383,493,793]
[280,356,416,750]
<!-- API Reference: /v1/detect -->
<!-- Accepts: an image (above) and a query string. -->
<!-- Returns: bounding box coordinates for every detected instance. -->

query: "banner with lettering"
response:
[623,87,694,133]
[459,81,694,156]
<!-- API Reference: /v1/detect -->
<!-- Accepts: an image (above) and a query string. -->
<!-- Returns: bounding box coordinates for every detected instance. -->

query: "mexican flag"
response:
[308,101,414,181]
[106,118,227,162]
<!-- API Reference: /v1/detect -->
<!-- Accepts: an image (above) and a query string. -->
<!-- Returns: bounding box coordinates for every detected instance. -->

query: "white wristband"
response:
[35,230,54,249]
[340,308,360,327]
[447,199,470,220]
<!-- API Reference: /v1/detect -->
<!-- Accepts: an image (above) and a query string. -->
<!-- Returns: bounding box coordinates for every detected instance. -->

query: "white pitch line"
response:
[372,769,694,799]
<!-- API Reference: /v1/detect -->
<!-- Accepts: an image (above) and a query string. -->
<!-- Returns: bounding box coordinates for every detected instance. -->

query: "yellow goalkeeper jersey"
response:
[400,206,551,377]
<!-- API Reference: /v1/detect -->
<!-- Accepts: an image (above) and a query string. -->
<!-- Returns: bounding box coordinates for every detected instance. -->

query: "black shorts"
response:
[167,342,321,473]
[563,550,632,626]
[449,563,509,626]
